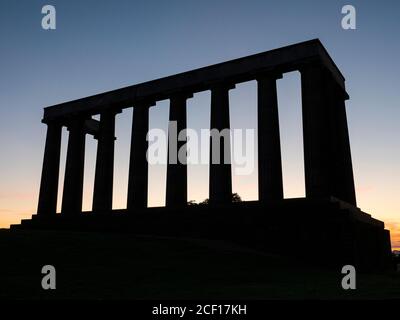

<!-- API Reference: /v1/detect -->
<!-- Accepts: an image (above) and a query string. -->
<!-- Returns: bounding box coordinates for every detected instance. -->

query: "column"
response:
[127,102,153,210]
[92,110,118,213]
[327,82,357,206]
[209,83,234,205]
[166,93,192,207]
[257,74,284,203]
[301,63,332,199]
[37,121,62,216]
[61,116,86,215]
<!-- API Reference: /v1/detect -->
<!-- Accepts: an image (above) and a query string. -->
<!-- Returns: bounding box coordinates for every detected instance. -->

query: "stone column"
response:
[127,102,153,210]
[166,93,192,207]
[327,81,357,206]
[37,121,62,216]
[209,83,234,205]
[92,110,118,213]
[257,74,284,203]
[61,116,86,215]
[301,63,332,199]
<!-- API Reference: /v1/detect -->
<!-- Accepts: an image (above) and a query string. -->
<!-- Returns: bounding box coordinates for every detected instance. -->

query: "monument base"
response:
[12,197,392,271]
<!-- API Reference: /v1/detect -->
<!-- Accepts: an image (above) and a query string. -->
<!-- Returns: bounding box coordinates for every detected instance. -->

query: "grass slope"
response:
[0,230,399,299]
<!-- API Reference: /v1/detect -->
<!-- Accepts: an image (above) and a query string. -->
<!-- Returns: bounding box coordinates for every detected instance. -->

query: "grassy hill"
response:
[0,229,399,299]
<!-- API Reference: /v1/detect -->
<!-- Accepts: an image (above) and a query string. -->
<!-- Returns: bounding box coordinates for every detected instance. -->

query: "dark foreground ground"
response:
[0,229,399,300]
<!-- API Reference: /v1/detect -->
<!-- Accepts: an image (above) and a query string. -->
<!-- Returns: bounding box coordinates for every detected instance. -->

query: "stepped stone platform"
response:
[12,197,392,272]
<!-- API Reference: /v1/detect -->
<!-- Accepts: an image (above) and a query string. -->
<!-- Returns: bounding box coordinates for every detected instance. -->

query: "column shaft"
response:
[127,104,151,210]
[257,75,284,202]
[61,117,86,215]
[327,83,357,205]
[37,121,62,216]
[301,64,332,199]
[92,111,117,213]
[209,84,233,205]
[166,94,190,207]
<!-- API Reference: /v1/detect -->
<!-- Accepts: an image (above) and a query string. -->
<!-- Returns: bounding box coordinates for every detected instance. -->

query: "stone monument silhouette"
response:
[14,39,392,271]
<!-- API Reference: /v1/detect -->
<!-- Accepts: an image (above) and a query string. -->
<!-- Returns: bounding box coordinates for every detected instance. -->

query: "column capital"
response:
[134,100,156,109]
[41,117,65,127]
[92,114,117,141]
[208,80,236,91]
[169,91,193,100]
[98,107,123,116]
[65,115,89,131]
[298,59,326,73]
[93,135,117,141]
[300,63,350,101]
[326,75,350,101]
[255,71,283,81]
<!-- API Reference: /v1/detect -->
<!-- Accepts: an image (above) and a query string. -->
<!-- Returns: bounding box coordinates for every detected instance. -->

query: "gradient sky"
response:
[0,0,399,249]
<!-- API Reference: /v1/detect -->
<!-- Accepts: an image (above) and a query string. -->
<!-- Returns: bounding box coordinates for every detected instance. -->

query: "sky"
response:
[0,0,399,249]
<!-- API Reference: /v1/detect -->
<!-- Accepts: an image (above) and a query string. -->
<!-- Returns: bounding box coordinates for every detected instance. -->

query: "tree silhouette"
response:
[188,193,242,206]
